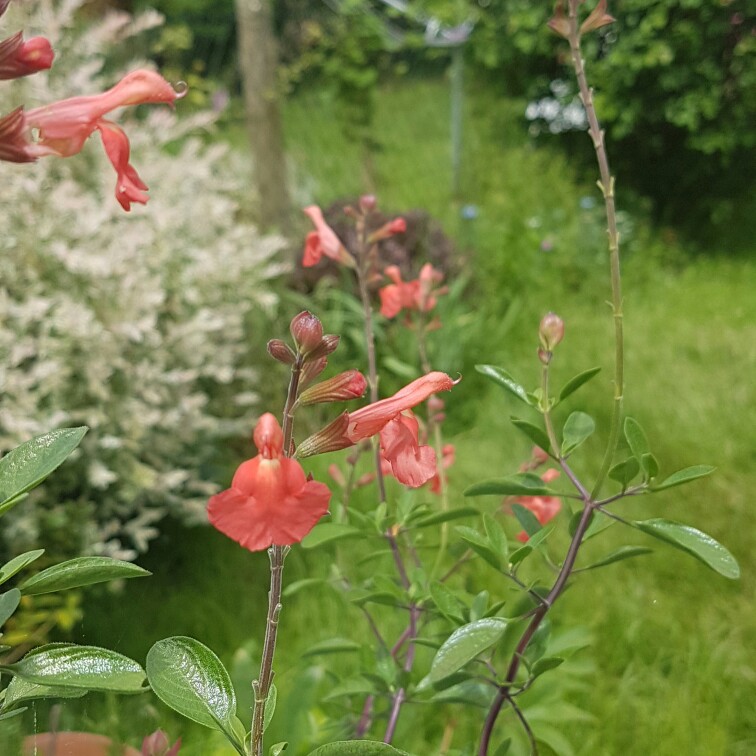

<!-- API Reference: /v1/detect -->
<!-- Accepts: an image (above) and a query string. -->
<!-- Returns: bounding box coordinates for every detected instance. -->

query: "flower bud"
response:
[539,312,565,352]
[267,338,296,365]
[290,311,323,354]
[368,217,407,243]
[308,333,341,360]
[299,370,368,405]
[300,356,328,389]
[141,730,181,756]
[547,0,571,39]
[359,194,377,213]
[296,412,352,458]
[580,0,615,35]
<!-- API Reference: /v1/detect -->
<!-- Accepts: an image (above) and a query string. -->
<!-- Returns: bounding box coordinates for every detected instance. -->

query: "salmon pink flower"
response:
[513,468,561,542]
[379,263,445,319]
[302,205,355,268]
[0,32,54,80]
[378,411,437,487]
[142,730,181,756]
[1,69,184,209]
[208,413,331,551]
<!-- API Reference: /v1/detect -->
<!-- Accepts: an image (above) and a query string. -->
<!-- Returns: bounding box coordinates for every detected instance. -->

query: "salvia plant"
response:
[0,1,741,755]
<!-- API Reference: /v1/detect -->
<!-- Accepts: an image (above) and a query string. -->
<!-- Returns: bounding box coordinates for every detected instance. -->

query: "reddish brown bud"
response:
[547,0,571,38]
[299,370,368,406]
[267,339,296,365]
[296,412,352,458]
[539,312,565,352]
[580,0,615,34]
[290,311,323,354]
[300,356,328,389]
[308,333,341,360]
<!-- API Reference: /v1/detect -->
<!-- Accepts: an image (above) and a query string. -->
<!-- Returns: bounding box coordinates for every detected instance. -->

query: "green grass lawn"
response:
[74,77,755,755]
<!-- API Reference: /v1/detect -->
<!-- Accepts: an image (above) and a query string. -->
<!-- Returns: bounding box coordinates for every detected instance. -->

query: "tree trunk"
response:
[234,0,291,233]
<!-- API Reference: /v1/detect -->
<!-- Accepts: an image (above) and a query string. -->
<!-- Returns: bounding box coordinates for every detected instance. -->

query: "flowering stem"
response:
[565,0,625,498]
[250,355,303,755]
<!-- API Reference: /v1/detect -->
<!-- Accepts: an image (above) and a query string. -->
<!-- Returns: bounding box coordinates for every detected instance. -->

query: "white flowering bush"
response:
[0,1,286,560]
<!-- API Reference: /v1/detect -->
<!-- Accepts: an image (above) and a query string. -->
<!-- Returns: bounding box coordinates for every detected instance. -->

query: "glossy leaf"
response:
[631,519,739,579]
[300,523,363,549]
[561,412,595,456]
[430,581,466,624]
[302,638,361,657]
[643,453,659,479]
[263,683,277,733]
[3,675,88,709]
[0,427,87,509]
[146,636,240,744]
[510,418,551,455]
[20,557,150,596]
[608,458,640,488]
[270,744,288,755]
[0,549,45,586]
[530,656,565,680]
[0,589,21,627]
[651,465,715,491]
[558,367,602,402]
[308,742,411,755]
[0,708,26,722]
[465,473,554,497]
[624,417,650,465]
[429,679,494,708]
[429,618,508,683]
[578,546,653,571]
[408,507,478,529]
[511,504,541,538]
[475,365,532,406]
[9,644,146,692]
[483,514,509,563]
[454,526,501,571]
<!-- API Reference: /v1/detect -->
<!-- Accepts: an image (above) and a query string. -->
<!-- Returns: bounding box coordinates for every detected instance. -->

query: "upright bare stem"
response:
[250,355,303,756]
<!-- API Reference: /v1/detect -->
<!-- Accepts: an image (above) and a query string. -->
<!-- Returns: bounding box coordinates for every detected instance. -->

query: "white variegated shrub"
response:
[0,1,286,560]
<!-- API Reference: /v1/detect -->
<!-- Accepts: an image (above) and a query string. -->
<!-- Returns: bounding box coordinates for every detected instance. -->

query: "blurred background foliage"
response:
[1,0,754,753]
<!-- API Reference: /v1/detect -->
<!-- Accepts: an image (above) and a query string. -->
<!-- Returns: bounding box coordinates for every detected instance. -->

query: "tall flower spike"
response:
[208,414,331,551]
[1,69,185,209]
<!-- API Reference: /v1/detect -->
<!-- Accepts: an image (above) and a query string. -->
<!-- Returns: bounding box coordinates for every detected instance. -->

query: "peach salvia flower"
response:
[513,468,562,542]
[302,205,356,268]
[0,32,54,80]
[296,371,457,487]
[0,69,185,209]
[208,413,331,551]
[379,263,445,319]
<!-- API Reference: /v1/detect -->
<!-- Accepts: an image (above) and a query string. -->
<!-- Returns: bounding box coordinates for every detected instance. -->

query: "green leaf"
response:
[561,412,595,456]
[465,473,554,497]
[429,618,508,683]
[608,458,640,488]
[300,523,363,549]
[578,546,653,571]
[282,578,326,597]
[483,514,509,563]
[492,739,512,756]
[263,683,277,733]
[0,428,87,510]
[0,589,20,627]
[2,675,88,709]
[9,644,146,693]
[270,743,288,755]
[146,636,240,745]
[429,679,494,708]
[301,638,362,657]
[651,465,715,491]
[558,367,602,402]
[408,507,478,529]
[0,708,26,722]
[643,453,659,479]
[19,557,150,596]
[630,519,739,579]
[530,656,565,680]
[0,549,45,586]
[510,418,551,455]
[429,581,466,624]
[624,417,650,463]
[454,526,501,571]
[308,742,411,756]
[475,365,532,406]
[511,504,541,538]
[322,676,375,702]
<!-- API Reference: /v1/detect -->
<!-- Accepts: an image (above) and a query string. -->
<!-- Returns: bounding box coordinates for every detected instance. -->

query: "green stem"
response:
[565,1,624,498]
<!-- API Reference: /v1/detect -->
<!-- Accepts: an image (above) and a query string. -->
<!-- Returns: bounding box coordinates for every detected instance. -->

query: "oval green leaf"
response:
[146,636,239,742]
[475,365,532,406]
[408,507,479,529]
[465,473,554,497]
[9,644,146,692]
[608,458,640,488]
[302,638,362,657]
[651,465,715,491]
[624,417,650,462]
[510,418,551,455]
[0,428,87,509]
[301,523,363,549]
[429,618,508,683]
[558,366,602,402]
[630,519,740,579]
[0,549,45,586]
[578,546,653,571]
[561,412,595,456]
[20,557,150,596]
[3,676,88,709]
[0,589,21,627]
[308,741,411,756]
